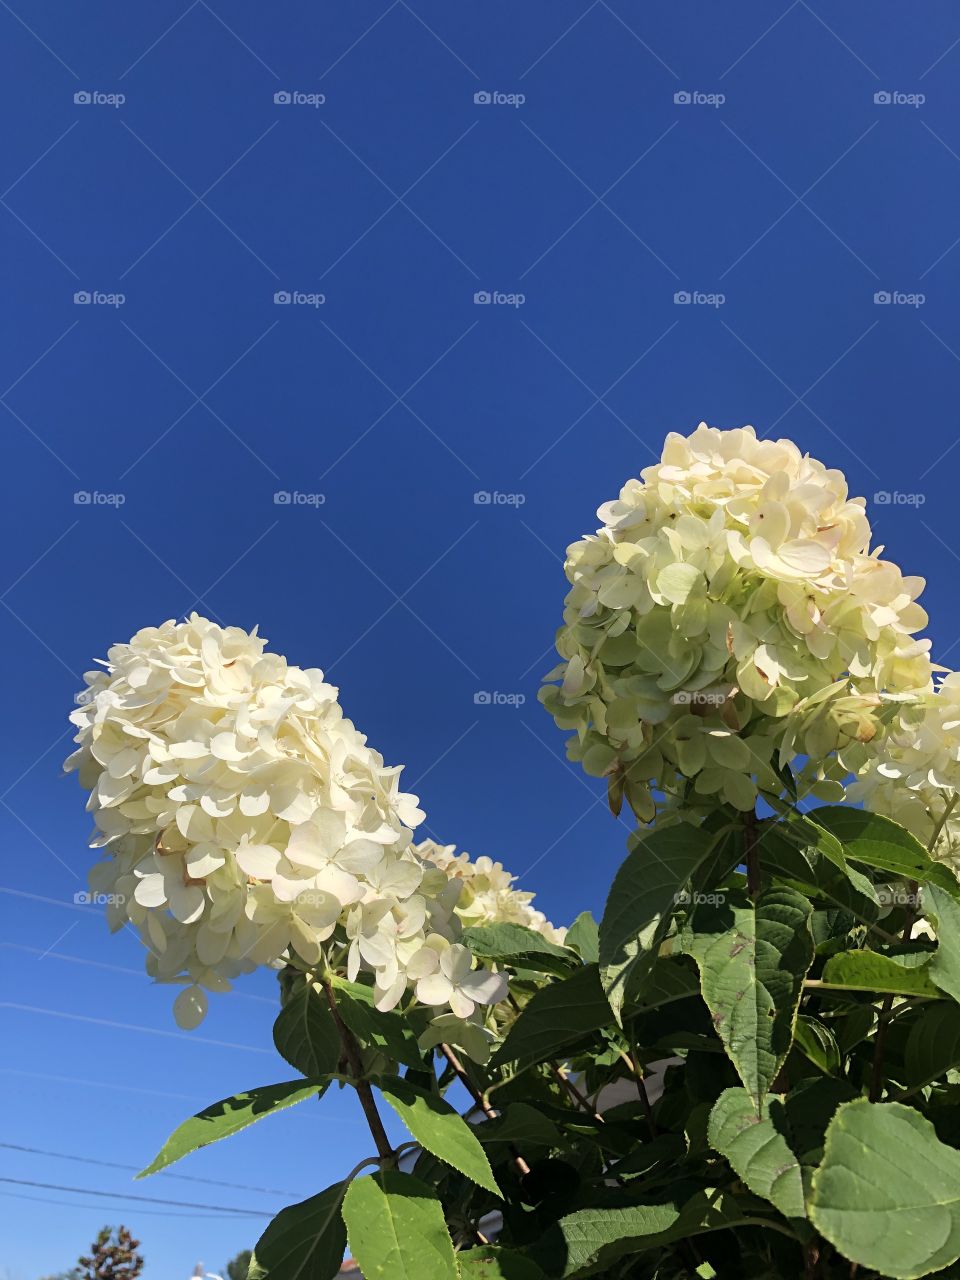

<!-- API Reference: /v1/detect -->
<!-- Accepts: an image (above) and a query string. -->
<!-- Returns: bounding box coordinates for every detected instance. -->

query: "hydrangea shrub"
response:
[66,427,960,1280]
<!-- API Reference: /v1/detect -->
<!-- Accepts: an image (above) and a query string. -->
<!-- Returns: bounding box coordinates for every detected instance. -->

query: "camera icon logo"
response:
[874,291,891,304]
[874,490,892,504]
[874,91,892,105]
[473,491,492,505]
[673,290,691,304]
[74,290,92,304]
[674,90,691,105]
[274,91,292,105]
[274,491,292,505]
[74,90,91,105]
[274,290,292,304]
[73,890,92,904]
[473,691,492,705]
[474,91,492,105]
[73,491,92,504]
[473,291,491,305]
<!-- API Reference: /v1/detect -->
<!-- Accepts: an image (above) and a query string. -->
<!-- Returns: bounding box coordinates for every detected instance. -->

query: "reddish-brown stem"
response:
[321,978,394,1162]
[439,1042,530,1177]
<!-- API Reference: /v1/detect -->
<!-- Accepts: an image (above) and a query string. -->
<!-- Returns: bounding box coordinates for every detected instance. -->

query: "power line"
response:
[1,1002,274,1054]
[0,1188,261,1222]
[0,1176,269,1217]
[0,1066,203,1103]
[0,1142,297,1198]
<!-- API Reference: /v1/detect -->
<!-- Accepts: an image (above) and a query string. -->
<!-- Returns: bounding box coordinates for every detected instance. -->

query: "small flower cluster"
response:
[852,672,960,871]
[415,839,567,944]
[65,615,506,1030]
[540,424,932,823]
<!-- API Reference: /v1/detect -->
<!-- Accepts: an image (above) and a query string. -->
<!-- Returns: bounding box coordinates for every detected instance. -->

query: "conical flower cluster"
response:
[65,615,506,1028]
[540,424,933,822]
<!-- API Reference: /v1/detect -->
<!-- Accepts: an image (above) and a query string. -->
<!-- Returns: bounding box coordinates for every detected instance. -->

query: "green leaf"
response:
[564,912,599,964]
[810,1099,960,1278]
[820,949,940,997]
[458,1247,546,1280]
[137,1079,326,1178]
[527,1191,747,1279]
[273,981,340,1078]
[760,822,879,918]
[696,887,814,1108]
[492,964,612,1067]
[925,885,960,1005]
[810,807,960,899]
[905,1003,960,1086]
[342,1171,457,1280]
[707,1088,805,1219]
[599,823,720,1023]
[461,923,577,975]
[477,1102,562,1153]
[249,1182,346,1280]
[628,955,701,1013]
[331,977,426,1070]
[793,1015,841,1076]
[378,1077,500,1196]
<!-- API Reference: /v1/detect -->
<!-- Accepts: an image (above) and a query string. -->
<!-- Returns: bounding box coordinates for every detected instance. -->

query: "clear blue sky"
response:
[3,2,960,1275]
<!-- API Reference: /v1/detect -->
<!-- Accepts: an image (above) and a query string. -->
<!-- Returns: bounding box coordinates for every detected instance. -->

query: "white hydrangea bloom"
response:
[415,839,567,943]
[852,672,960,873]
[541,424,933,823]
[65,615,506,1029]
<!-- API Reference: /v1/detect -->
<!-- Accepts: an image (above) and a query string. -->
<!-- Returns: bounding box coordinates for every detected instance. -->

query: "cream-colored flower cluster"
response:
[852,672,960,871]
[415,839,567,944]
[65,615,505,1030]
[540,424,933,822]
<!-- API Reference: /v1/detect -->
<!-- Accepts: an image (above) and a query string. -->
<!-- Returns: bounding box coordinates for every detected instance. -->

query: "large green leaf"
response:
[458,1248,546,1280]
[707,1087,804,1219]
[527,1191,747,1279]
[925,884,960,1004]
[810,808,960,899]
[810,1099,960,1278]
[331,977,426,1070]
[820,949,940,997]
[249,1182,347,1280]
[137,1079,326,1178]
[377,1077,500,1196]
[599,823,719,1023]
[342,1171,457,1280]
[696,886,814,1108]
[462,923,577,975]
[273,980,341,1078]
[760,822,879,918]
[492,964,612,1068]
[476,1102,562,1154]
[564,912,599,964]
[905,1003,960,1086]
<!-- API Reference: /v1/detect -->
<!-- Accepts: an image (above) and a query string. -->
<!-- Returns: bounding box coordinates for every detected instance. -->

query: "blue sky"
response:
[3,1,960,1274]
